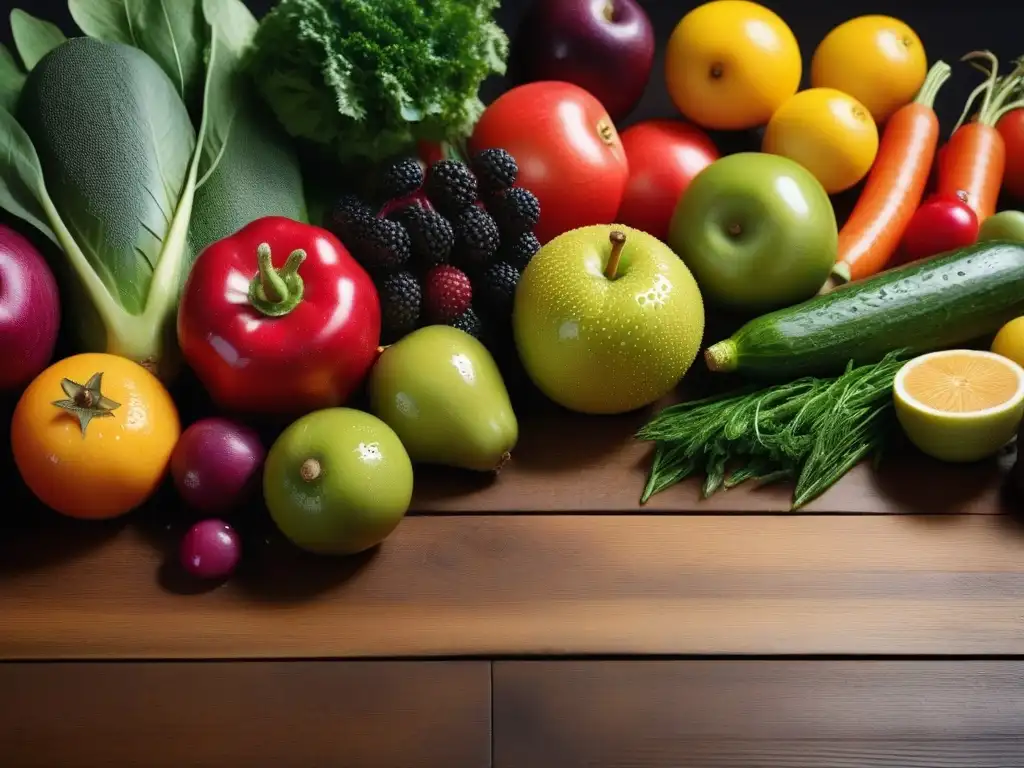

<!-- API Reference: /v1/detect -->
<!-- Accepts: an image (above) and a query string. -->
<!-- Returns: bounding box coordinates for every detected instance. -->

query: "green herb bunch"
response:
[247,0,509,164]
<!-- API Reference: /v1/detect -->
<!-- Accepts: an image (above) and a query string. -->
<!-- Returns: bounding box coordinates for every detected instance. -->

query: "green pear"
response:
[979,210,1024,243]
[368,325,519,472]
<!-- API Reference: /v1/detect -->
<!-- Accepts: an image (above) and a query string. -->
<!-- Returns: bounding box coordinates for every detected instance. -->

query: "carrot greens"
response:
[637,352,909,509]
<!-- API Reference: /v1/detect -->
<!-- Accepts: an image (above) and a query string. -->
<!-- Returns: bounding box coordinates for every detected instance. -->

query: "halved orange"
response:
[893,349,1024,462]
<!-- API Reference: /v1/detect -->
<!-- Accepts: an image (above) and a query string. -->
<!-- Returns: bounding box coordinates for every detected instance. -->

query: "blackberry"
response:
[424,160,478,216]
[452,206,501,271]
[348,217,411,273]
[497,231,541,272]
[448,306,483,339]
[326,193,373,239]
[488,186,540,237]
[472,148,518,197]
[480,261,521,319]
[377,157,424,203]
[380,271,422,339]
[389,204,454,269]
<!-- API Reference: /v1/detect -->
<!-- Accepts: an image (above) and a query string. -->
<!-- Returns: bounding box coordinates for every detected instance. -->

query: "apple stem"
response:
[602,0,615,22]
[727,223,742,237]
[605,231,627,280]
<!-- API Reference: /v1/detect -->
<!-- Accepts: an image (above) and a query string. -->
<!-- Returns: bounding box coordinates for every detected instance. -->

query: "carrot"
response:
[830,61,951,286]
[935,51,1024,223]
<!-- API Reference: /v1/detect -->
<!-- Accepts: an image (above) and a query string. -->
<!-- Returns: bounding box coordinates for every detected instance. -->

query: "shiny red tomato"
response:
[997,109,1024,201]
[896,193,979,266]
[616,119,719,243]
[469,82,629,244]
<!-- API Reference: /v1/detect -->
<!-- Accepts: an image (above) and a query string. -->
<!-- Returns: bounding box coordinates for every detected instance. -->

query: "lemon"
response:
[991,316,1024,368]
[893,349,1024,462]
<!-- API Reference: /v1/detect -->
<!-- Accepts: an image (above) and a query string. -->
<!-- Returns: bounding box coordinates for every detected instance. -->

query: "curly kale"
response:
[246,0,508,164]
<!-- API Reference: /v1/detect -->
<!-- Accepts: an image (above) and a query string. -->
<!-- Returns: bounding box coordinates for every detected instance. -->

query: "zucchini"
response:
[704,241,1024,378]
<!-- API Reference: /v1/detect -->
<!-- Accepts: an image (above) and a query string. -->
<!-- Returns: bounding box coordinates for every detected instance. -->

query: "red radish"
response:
[180,519,241,580]
[894,193,979,266]
[0,224,60,391]
[171,418,265,514]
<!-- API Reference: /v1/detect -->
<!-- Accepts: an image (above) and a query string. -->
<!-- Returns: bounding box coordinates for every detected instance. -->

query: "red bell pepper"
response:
[178,216,381,415]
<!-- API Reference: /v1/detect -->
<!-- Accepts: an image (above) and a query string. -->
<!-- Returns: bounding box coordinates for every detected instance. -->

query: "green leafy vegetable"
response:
[0,44,26,116]
[68,0,206,104]
[637,352,910,510]
[245,0,509,164]
[10,9,67,70]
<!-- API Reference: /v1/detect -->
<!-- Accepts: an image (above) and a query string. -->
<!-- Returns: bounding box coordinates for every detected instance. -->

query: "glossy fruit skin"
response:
[469,82,629,245]
[991,316,1024,369]
[369,325,518,472]
[763,88,879,194]
[180,519,242,580]
[264,408,413,556]
[895,194,979,266]
[171,418,265,514]
[979,210,1024,243]
[513,224,705,415]
[178,216,381,416]
[664,0,801,131]
[997,110,1024,201]
[811,15,928,124]
[513,0,654,123]
[11,353,181,519]
[669,153,837,312]
[616,120,719,243]
[0,224,60,392]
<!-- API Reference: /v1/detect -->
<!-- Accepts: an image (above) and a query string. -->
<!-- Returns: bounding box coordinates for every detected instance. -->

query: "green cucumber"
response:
[705,241,1024,378]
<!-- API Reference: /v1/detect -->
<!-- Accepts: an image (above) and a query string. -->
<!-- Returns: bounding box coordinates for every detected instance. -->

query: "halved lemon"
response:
[893,349,1024,462]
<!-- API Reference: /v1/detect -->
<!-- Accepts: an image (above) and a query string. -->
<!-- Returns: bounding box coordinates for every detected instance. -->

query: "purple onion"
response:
[171,418,265,513]
[180,519,241,579]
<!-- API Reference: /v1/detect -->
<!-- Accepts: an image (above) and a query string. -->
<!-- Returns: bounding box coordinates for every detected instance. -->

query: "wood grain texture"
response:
[5,514,1024,659]
[494,661,1024,767]
[0,661,490,768]
[409,406,1016,515]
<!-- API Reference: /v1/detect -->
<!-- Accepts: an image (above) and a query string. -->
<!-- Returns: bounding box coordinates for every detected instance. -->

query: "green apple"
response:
[668,152,837,311]
[263,408,414,555]
[979,210,1024,243]
[513,224,705,415]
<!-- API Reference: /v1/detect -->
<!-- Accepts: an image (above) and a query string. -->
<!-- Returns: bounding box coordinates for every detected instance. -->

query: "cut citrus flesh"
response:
[899,350,1023,414]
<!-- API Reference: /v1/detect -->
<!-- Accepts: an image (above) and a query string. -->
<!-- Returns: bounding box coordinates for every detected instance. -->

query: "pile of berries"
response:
[325,149,541,348]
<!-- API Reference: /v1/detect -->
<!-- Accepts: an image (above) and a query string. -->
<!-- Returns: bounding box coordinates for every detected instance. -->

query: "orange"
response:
[664,0,801,131]
[11,353,181,519]
[811,15,927,124]
[762,88,880,194]
[893,349,1024,463]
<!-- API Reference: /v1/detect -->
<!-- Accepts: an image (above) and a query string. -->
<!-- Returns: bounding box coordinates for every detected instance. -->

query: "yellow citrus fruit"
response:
[893,349,1024,463]
[665,0,801,131]
[811,15,927,124]
[762,88,879,194]
[991,316,1024,369]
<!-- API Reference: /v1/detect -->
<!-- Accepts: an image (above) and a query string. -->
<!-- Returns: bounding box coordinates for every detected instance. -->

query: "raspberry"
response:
[479,261,521,319]
[448,307,483,339]
[488,186,541,237]
[424,160,478,216]
[424,265,473,323]
[498,231,541,272]
[377,157,424,203]
[389,204,455,269]
[347,217,411,273]
[380,271,422,338]
[452,206,500,270]
[471,148,518,196]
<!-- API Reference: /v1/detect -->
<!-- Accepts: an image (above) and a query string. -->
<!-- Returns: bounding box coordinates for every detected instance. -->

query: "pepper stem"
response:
[51,372,121,437]
[248,243,307,318]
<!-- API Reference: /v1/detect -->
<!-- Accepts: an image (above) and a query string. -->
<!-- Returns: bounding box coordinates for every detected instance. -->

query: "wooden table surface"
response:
[3,399,1024,767]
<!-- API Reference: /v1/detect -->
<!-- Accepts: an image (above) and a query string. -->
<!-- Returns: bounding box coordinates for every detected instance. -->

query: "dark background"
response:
[0,0,1015,138]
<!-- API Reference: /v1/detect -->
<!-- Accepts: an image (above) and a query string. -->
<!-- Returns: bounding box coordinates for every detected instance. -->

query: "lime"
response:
[893,349,1024,462]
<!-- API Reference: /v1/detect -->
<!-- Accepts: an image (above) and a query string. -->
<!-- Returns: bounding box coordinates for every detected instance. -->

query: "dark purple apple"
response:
[0,224,60,392]
[513,0,655,122]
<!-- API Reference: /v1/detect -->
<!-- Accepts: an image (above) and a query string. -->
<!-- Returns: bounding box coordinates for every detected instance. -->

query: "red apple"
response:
[513,0,655,123]
[617,120,720,243]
